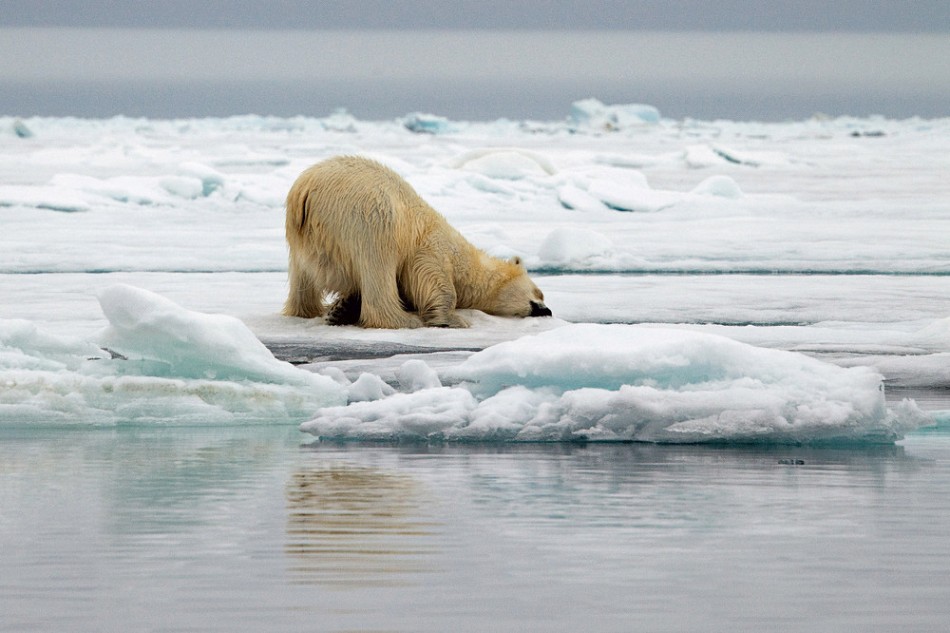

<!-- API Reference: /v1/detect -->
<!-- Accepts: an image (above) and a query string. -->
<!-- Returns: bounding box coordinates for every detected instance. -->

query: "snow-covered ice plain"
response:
[1,100,948,440]
[3,100,950,632]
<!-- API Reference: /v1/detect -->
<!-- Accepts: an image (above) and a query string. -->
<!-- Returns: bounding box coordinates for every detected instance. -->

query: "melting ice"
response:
[301,324,929,443]
[0,285,344,425]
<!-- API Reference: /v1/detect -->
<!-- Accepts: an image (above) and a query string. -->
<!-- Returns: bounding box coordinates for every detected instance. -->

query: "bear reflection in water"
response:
[284,155,551,329]
[285,464,441,586]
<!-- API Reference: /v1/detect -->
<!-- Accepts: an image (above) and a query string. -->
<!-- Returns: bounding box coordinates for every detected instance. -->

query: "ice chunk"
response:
[538,227,614,268]
[560,166,733,213]
[396,359,443,392]
[178,162,226,196]
[320,108,359,132]
[303,387,478,441]
[0,185,90,212]
[98,284,322,386]
[0,319,102,372]
[692,175,744,199]
[556,182,609,212]
[49,173,155,205]
[347,373,396,402]
[159,176,205,199]
[403,112,454,134]
[302,325,931,444]
[587,176,680,212]
[50,172,216,204]
[12,118,34,138]
[569,98,661,131]
[1,287,345,425]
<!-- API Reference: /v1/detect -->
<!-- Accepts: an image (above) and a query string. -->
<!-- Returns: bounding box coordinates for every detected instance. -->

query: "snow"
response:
[1,102,948,439]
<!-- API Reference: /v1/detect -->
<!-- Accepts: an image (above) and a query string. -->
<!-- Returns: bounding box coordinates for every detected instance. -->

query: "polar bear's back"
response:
[286,156,445,258]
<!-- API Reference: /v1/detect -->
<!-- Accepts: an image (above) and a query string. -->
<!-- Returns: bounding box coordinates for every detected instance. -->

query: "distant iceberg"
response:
[302,324,931,444]
[569,98,662,131]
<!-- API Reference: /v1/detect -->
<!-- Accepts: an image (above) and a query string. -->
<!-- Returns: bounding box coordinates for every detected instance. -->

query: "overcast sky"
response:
[2,0,949,31]
[2,1,948,120]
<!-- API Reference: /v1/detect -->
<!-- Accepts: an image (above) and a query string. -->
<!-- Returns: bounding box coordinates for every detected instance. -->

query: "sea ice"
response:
[0,184,91,212]
[1,108,948,432]
[0,285,345,425]
[301,324,931,444]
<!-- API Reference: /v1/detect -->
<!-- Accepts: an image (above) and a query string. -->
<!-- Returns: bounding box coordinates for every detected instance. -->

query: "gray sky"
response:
[2,0,949,31]
[2,1,948,120]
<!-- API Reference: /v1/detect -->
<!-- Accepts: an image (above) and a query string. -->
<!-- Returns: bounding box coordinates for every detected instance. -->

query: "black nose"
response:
[530,302,552,317]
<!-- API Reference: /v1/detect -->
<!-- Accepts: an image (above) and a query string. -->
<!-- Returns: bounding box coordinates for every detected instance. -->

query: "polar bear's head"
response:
[487,257,552,319]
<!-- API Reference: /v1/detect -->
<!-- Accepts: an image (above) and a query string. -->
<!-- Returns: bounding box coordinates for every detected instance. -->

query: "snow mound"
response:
[0,286,345,425]
[449,148,557,180]
[301,324,931,444]
[538,227,614,268]
[692,175,744,198]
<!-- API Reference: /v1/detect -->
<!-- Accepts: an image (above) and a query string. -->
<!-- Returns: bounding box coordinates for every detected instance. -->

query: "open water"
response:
[3,421,950,633]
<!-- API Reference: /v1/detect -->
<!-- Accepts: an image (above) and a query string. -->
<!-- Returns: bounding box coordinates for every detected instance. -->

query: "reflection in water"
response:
[286,464,441,587]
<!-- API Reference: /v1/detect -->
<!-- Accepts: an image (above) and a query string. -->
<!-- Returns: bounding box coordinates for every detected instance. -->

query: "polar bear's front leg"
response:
[404,251,470,328]
[356,255,424,329]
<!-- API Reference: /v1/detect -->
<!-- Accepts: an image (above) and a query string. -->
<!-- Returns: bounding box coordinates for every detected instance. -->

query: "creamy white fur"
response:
[283,156,547,329]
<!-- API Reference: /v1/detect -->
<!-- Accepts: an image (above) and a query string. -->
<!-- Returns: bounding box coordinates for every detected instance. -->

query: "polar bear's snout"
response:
[530,301,552,317]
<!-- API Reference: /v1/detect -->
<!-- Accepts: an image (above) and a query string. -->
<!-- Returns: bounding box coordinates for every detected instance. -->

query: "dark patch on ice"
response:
[263,339,481,364]
[712,147,759,167]
[85,347,129,361]
[778,458,806,465]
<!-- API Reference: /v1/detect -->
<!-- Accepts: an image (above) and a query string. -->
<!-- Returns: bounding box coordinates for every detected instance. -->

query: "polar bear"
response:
[283,156,552,329]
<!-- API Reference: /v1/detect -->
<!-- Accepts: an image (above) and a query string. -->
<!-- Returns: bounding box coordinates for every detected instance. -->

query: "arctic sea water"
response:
[2,102,950,631]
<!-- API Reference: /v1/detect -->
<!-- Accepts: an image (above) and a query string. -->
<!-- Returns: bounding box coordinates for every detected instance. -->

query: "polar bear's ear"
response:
[509,256,524,268]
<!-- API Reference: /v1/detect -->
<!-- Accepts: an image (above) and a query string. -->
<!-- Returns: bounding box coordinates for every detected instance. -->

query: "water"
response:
[3,425,950,632]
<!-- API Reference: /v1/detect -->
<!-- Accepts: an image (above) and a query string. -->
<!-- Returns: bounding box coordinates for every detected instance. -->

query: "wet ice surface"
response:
[3,427,950,633]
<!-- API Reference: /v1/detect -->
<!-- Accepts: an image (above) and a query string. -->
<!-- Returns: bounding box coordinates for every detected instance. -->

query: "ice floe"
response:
[0,285,345,425]
[302,324,931,444]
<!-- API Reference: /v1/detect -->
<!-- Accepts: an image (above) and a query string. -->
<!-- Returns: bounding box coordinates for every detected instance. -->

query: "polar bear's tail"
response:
[285,181,310,235]
[283,178,326,318]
